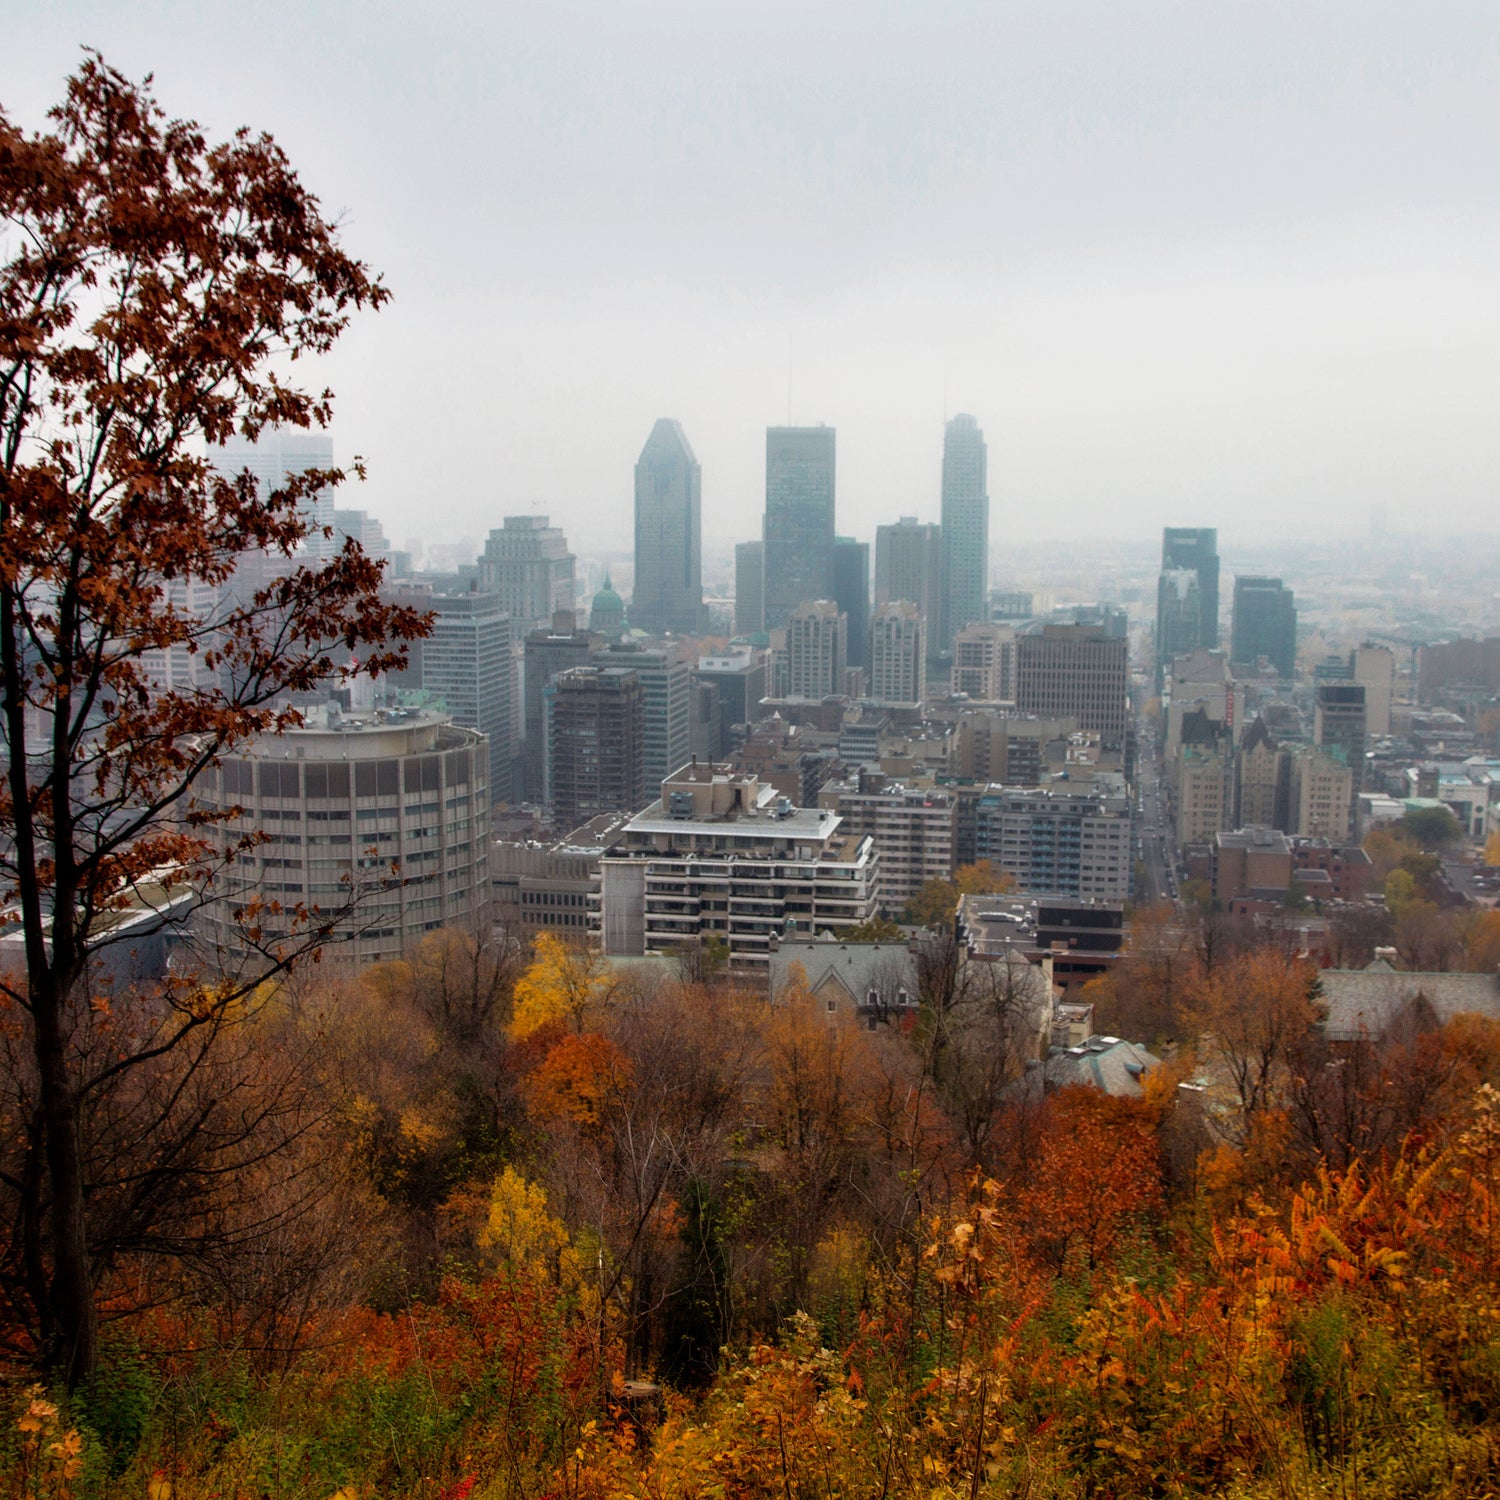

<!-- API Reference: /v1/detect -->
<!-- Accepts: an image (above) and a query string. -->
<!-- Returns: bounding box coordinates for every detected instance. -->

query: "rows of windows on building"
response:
[137,430,1495,972]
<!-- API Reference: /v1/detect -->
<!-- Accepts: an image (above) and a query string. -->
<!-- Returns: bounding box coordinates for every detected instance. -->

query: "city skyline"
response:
[9,4,1497,553]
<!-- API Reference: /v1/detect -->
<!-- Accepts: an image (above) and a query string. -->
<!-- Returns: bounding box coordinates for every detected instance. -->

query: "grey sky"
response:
[8,1,1499,557]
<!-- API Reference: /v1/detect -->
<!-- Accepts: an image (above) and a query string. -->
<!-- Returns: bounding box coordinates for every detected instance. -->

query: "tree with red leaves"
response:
[0,55,423,1385]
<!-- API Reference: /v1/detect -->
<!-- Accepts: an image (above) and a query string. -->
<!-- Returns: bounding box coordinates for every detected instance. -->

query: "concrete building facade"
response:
[785,599,847,701]
[868,600,925,709]
[546,666,646,830]
[478,516,576,636]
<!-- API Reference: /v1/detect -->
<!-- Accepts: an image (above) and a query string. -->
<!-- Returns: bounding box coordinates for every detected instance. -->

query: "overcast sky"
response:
[8,2,1500,558]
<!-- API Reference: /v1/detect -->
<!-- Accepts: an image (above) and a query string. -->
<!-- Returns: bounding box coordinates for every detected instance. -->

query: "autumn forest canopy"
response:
[3,54,1500,1500]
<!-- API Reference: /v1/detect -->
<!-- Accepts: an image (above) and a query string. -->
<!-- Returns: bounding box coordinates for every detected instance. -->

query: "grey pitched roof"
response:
[769,940,919,1005]
[1044,1036,1161,1098]
[1319,962,1500,1042]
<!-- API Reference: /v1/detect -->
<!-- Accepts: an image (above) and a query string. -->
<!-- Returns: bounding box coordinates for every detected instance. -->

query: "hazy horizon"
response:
[7,2,1499,555]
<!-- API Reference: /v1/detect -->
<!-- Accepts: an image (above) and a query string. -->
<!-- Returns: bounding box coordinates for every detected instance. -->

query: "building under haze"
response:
[1156,527,1220,680]
[940,415,989,649]
[762,426,836,631]
[1230,576,1297,679]
[874,517,944,652]
[785,599,847,701]
[546,666,645,829]
[631,418,702,636]
[210,428,337,562]
[868,601,925,709]
[479,516,576,636]
[1015,626,1129,748]
[734,540,765,636]
[832,535,870,671]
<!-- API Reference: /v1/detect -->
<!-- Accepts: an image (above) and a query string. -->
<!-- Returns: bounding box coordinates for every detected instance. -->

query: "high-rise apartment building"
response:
[478,516,576,636]
[952,622,1017,703]
[819,772,956,911]
[763,426,836,631]
[210,428,338,561]
[631,419,702,636]
[734,540,765,636]
[1236,717,1289,830]
[832,536,870,670]
[940,414,989,648]
[1156,528,1219,679]
[1230,576,1297,679]
[594,642,691,792]
[597,762,878,970]
[1015,626,1129,747]
[874,518,944,648]
[416,591,514,801]
[546,666,645,831]
[785,600,847,700]
[868,601,925,708]
[1289,745,1354,842]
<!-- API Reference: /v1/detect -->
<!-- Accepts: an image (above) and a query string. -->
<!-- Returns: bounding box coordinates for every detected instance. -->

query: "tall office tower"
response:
[940,414,989,648]
[546,666,645,830]
[874,517,944,646]
[832,536,870,670]
[734,540,765,635]
[785,600,847,700]
[333,509,391,561]
[478,516,576,636]
[417,591,514,800]
[594,641,691,790]
[1314,682,1368,812]
[1015,626,1129,747]
[868,601,925,708]
[1230,576,1297,679]
[521,613,598,803]
[1156,527,1219,678]
[631,419,702,636]
[1350,644,1396,737]
[951,622,1017,702]
[762,426,836,631]
[209,428,337,560]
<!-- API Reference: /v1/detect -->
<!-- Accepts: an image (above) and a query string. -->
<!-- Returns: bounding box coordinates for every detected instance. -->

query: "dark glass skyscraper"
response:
[1156,527,1219,680]
[762,426,835,631]
[940,414,989,649]
[832,535,870,670]
[1230,576,1297,679]
[631,418,702,636]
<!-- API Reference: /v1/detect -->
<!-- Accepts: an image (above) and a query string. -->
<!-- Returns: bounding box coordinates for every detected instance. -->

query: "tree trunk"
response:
[33,982,97,1389]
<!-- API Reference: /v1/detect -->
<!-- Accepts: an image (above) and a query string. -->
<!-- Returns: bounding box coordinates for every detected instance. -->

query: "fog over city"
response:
[7,1,1499,552]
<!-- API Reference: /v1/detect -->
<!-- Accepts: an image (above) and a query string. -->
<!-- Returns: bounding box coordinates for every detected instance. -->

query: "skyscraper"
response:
[209,428,337,561]
[762,426,835,631]
[734,540,765,636]
[631,419,702,635]
[1156,527,1219,680]
[1230,576,1297,679]
[417,591,514,801]
[1314,682,1368,817]
[593,641,691,791]
[874,517,944,650]
[940,414,989,649]
[521,613,598,803]
[831,536,870,670]
[478,516,576,636]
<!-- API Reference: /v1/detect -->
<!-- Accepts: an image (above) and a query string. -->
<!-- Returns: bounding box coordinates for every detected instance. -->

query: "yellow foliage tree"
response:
[508,932,616,1040]
[480,1165,583,1290]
